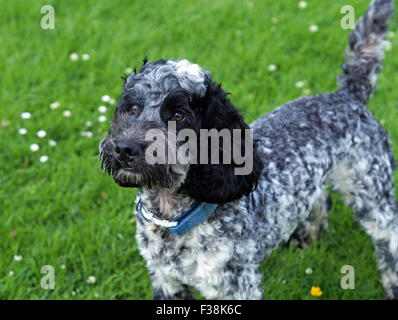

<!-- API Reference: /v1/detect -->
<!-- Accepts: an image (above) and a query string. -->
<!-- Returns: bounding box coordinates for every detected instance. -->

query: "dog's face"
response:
[100,58,262,203]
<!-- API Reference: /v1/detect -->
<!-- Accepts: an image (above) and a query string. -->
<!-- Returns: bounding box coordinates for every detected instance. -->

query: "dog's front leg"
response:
[150,270,194,300]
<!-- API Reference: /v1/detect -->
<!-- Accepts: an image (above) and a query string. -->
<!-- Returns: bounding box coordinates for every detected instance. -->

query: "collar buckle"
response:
[139,202,179,228]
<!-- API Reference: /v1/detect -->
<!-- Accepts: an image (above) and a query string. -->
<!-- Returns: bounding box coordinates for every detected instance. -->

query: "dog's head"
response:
[99,58,262,203]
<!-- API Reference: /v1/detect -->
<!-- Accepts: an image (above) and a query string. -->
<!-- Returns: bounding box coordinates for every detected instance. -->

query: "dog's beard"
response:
[100,143,188,189]
[99,134,190,189]
[113,163,176,189]
[113,169,141,187]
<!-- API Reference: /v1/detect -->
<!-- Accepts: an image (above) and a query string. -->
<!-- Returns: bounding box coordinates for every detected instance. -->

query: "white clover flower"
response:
[101,95,111,102]
[98,115,107,123]
[87,276,96,284]
[387,31,395,39]
[9,270,14,276]
[37,130,47,138]
[14,255,22,262]
[118,233,123,239]
[50,102,60,109]
[21,112,32,120]
[295,80,306,88]
[40,155,49,163]
[385,42,392,51]
[246,1,254,9]
[85,121,93,127]
[61,264,66,270]
[82,53,90,61]
[380,119,386,125]
[63,110,72,117]
[124,67,133,74]
[268,64,277,72]
[49,140,57,147]
[298,1,307,9]
[98,105,107,113]
[309,24,319,33]
[302,88,311,96]
[305,268,313,274]
[1,119,9,129]
[271,17,278,24]
[30,144,40,152]
[94,292,99,298]
[70,53,79,61]
[19,128,28,135]
[71,291,76,296]
[81,131,93,138]
[109,98,116,105]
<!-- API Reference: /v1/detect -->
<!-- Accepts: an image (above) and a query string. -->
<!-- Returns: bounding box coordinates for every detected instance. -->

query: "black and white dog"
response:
[100,0,398,299]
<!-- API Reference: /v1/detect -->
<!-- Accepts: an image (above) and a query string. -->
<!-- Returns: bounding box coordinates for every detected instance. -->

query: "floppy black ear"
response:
[179,77,263,204]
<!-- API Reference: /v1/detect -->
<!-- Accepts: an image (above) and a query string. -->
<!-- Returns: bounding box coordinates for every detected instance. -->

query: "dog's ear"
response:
[179,76,263,204]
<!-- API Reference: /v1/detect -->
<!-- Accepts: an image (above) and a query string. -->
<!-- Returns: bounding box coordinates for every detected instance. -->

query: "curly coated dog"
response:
[100,0,398,299]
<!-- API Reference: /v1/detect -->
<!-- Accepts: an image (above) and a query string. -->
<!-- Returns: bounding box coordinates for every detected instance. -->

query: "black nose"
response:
[115,140,142,161]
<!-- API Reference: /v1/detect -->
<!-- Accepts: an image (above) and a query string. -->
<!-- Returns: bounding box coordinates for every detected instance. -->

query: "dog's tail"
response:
[338,0,394,104]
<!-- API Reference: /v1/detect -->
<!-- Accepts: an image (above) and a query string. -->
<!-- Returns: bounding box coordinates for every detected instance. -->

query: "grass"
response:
[0,0,397,300]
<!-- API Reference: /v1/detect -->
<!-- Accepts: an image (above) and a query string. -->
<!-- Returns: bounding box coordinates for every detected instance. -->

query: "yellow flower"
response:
[311,286,323,296]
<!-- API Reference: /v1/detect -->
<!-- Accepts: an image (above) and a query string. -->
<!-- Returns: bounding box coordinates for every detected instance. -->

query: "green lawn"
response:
[1,0,397,299]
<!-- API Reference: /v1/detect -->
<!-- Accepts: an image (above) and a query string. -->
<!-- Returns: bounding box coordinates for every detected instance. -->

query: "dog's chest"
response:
[135,217,233,284]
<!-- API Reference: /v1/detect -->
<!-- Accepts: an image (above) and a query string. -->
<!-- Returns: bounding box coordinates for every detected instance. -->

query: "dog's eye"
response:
[172,112,184,121]
[131,105,138,114]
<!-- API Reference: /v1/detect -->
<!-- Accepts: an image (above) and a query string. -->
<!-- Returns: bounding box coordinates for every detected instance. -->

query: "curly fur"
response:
[100,0,398,299]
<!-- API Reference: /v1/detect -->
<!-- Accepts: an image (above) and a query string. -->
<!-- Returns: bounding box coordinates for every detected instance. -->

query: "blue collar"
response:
[137,198,218,236]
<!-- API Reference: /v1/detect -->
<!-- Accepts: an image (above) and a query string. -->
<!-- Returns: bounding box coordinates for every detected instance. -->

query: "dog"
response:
[100,0,398,299]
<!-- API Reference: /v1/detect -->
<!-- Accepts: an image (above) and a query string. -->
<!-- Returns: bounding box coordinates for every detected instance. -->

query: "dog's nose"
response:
[115,140,142,161]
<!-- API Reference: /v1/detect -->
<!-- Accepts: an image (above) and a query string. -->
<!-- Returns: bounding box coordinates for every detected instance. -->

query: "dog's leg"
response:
[289,187,332,248]
[231,269,263,300]
[330,151,398,299]
[195,265,263,300]
[150,270,194,300]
